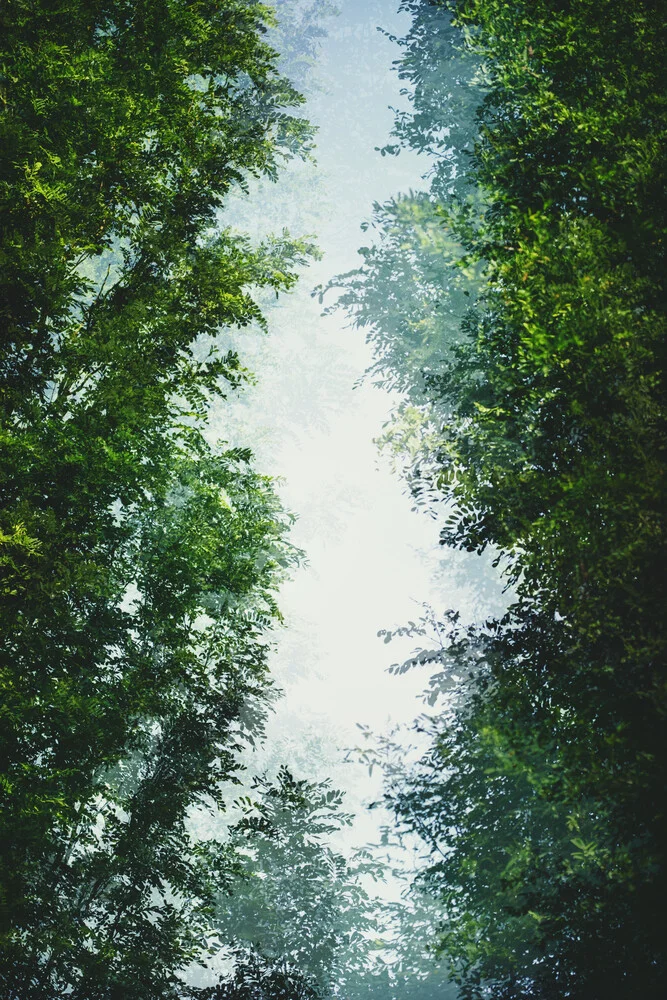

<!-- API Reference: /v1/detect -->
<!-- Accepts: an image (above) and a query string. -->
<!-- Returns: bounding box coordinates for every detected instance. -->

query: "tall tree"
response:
[0,1,321,994]
[215,767,379,999]
[332,1,667,996]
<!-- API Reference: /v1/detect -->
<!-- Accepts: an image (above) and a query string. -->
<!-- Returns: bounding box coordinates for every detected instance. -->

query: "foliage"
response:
[0,1,324,994]
[216,767,377,997]
[371,606,666,999]
[333,1,667,997]
[194,948,325,999]
[320,191,477,401]
[268,0,340,92]
[215,765,458,1000]
[1,3,468,997]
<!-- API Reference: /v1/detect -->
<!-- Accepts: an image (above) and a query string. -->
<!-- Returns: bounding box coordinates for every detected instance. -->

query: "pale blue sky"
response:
[206,0,504,845]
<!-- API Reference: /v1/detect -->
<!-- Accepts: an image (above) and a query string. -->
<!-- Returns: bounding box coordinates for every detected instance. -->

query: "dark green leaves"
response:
[334,2,667,997]
[0,2,317,994]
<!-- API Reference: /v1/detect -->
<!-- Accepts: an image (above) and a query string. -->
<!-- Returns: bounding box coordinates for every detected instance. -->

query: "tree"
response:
[214,765,458,1000]
[332,1,667,996]
[0,1,319,994]
[215,767,378,998]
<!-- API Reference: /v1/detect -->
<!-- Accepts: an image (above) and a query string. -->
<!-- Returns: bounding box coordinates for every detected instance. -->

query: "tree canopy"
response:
[0,1,317,994]
[3,1,666,997]
[332,1,667,996]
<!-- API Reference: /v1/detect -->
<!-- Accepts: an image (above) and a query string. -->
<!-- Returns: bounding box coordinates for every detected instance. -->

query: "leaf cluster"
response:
[333,1,667,997]
[0,2,322,995]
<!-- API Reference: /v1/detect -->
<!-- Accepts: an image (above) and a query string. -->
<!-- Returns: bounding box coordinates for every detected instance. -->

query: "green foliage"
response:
[211,763,460,1000]
[194,949,325,999]
[1,3,466,997]
[333,1,667,997]
[0,1,325,994]
[375,607,666,999]
[217,767,377,997]
[320,191,477,401]
[1,446,301,992]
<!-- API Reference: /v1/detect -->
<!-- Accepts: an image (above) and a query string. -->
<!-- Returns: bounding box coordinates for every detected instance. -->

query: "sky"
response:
[205,0,505,843]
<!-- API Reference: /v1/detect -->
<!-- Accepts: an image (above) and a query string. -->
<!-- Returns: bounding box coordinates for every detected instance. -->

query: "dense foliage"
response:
[5,0,665,996]
[333,1,666,997]
[0,1,322,994]
[1,3,465,997]
[214,767,378,998]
